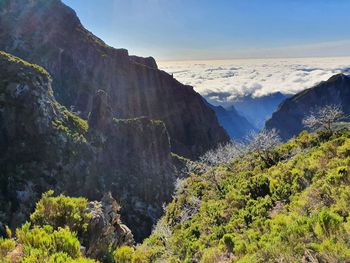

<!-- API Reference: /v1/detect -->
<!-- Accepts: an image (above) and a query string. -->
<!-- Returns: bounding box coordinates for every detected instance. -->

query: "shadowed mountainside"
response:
[0,0,229,159]
[266,74,350,140]
[0,51,176,242]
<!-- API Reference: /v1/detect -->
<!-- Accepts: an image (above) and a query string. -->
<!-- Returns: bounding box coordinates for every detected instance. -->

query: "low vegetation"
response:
[2,121,350,262]
[0,51,49,77]
[128,128,350,262]
[0,192,96,263]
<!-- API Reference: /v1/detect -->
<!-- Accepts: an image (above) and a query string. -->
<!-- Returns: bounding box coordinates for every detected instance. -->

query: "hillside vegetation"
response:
[130,129,350,262]
[2,129,350,262]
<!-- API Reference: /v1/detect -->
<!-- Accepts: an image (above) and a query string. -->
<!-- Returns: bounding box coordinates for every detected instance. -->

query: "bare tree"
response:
[152,218,172,244]
[179,196,202,223]
[199,141,247,169]
[303,105,345,133]
[247,129,281,165]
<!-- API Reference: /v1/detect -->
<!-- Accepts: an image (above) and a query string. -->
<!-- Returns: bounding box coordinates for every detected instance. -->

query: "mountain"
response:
[0,0,229,159]
[266,74,350,140]
[0,51,176,242]
[233,92,287,129]
[207,102,256,140]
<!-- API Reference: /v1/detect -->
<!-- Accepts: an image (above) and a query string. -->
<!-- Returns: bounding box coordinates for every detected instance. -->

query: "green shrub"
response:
[221,234,234,252]
[314,209,343,237]
[113,246,133,263]
[200,248,223,263]
[16,222,82,259]
[30,191,90,236]
[0,237,16,257]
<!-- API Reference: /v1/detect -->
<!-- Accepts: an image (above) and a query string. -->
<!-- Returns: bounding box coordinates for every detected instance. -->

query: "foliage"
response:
[0,237,16,258]
[113,246,134,263]
[131,129,350,262]
[16,223,82,259]
[52,103,88,141]
[30,191,91,237]
[0,193,98,262]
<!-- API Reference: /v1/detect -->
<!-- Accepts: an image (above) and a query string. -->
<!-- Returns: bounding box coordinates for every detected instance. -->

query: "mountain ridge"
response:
[266,73,350,140]
[0,0,229,159]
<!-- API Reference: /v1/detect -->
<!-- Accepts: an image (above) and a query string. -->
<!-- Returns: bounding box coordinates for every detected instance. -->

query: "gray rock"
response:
[85,193,134,259]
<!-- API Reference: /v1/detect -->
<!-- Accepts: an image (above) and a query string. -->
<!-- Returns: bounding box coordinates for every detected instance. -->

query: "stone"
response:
[85,193,134,259]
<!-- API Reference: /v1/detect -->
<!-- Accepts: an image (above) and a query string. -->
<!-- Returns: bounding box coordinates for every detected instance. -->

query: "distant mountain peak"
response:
[327,73,348,83]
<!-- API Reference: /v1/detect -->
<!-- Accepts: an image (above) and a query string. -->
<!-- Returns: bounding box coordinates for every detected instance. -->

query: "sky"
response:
[62,0,350,61]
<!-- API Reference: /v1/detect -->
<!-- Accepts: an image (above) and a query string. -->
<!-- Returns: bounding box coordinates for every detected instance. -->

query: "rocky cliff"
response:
[0,50,176,241]
[85,193,134,259]
[265,74,350,140]
[0,0,229,159]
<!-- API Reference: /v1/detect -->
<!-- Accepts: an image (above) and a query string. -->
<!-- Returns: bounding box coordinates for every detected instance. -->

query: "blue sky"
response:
[62,0,350,60]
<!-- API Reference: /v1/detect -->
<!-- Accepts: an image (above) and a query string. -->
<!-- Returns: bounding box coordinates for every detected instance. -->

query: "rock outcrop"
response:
[85,193,134,259]
[0,50,176,242]
[265,74,350,140]
[0,0,229,159]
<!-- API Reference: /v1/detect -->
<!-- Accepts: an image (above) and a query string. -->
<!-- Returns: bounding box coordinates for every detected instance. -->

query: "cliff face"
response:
[0,0,229,158]
[0,51,176,241]
[265,74,350,140]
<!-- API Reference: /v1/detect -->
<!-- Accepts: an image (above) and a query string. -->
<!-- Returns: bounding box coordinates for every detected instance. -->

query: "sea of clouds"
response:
[158,57,350,106]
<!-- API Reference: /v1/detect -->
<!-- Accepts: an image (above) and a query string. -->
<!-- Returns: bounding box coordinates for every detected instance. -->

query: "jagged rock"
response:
[0,51,176,242]
[88,90,113,131]
[130,56,158,69]
[85,193,134,259]
[266,74,350,140]
[0,0,229,159]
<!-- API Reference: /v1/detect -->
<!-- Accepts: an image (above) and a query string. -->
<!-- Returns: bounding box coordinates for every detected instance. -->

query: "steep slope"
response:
[233,92,286,129]
[0,0,229,159]
[207,102,256,139]
[130,130,350,262]
[0,51,176,241]
[266,74,350,140]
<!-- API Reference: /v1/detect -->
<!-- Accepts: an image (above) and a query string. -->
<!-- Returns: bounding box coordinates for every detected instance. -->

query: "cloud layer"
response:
[158,57,350,106]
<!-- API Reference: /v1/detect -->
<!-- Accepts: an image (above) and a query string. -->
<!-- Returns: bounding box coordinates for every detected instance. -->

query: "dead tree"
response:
[303,105,345,133]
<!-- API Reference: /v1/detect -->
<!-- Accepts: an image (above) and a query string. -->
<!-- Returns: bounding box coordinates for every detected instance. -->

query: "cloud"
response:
[159,56,350,106]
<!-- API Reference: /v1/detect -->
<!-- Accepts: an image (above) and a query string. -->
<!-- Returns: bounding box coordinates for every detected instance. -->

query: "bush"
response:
[30,191,90,237]
[200,248,223,263]
[16,222,82,259]
[221,234,234,252]
[314,209,343,237]
[113,246,133,263]
[0,237,16,257]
